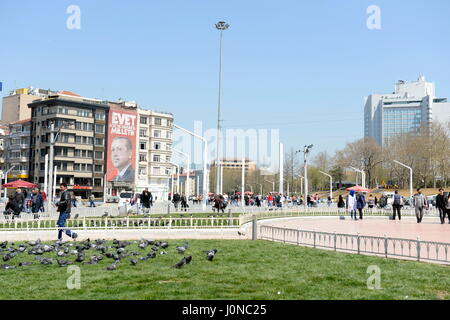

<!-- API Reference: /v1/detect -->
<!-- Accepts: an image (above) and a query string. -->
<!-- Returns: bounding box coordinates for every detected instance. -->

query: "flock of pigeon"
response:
[0,239,218,271]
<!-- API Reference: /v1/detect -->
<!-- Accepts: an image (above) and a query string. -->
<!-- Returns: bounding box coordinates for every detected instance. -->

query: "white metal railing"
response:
[260,225,450,264]
[0,216,240,231]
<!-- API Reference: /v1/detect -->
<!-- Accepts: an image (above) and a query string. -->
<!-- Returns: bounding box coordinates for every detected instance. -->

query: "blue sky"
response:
[1,0,450,164]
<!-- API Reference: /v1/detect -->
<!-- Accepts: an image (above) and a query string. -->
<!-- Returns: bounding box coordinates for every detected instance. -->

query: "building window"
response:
[94,178,102,186]
[139,154,147,162]
[139,166,147,176]
[140,142,146,150]
[154,142,161,150]
[139,129,147,137]
[94,165,103,172]
[154,130,161,138]
[95,138,104,146]
[154,118,162,125]
[152,167,160,175]
[94,151,103,159]
[140,117,147,124]
[95,112,105,120]
[153,154,160,162]
[95,124,104,133]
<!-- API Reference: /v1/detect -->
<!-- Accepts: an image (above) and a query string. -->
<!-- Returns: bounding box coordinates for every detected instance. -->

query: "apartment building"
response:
[136,109,173,200]
[28,91,108,198]
[5,119,32,182]
[0,125,8,175]
[1,87,52,125]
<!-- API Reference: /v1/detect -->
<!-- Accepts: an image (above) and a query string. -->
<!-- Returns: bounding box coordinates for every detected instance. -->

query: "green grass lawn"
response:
[0,239,449,300]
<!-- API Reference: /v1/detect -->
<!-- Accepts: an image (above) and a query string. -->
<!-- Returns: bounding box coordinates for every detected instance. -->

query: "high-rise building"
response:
[0,125,9,175]
[364,76,450,145]
[1,87,53,124]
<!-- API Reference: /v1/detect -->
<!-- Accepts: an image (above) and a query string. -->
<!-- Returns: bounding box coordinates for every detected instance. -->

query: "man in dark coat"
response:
[56,183,77,240]
[14,188,25,213]
[31,187,44,219]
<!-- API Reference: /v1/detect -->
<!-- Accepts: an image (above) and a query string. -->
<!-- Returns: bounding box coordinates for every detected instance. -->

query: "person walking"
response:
[31,187,44,219]
[356,192,366,220]
[392,190,402,220]
[327,196,332,207]
[149,192,153,208]
[346,190,357,220]
[140,188,150,211]
[56,183,78,241]
[413,188,428,223]
[367,194,375,212]
[180,193,188,212]
[14,188,25,213]
[172,192,181,211]
[337,194,345,212]
[88,194,96,207]
[436,188,447,224]
[444,191,450,224]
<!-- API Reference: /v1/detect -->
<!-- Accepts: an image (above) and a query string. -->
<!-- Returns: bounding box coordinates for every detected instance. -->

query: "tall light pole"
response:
[303,144,313,208]
[3,165,16,201]
[168,162,180,194]
[279,142,284,195]
[319,170,333,200]
[393,160,413,199]
[170,147,190,199]
[293,149,301,196]
[241,156,245,207]
[173,124,208,210]
[215,21,230,195]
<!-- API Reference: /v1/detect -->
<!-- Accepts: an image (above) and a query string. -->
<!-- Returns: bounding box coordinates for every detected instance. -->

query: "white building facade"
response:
[135,109,173,201]
[364,76,450,146]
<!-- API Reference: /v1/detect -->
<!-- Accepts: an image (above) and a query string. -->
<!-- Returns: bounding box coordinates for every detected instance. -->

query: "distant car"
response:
[106,195,119,203]
[118,192,134,208]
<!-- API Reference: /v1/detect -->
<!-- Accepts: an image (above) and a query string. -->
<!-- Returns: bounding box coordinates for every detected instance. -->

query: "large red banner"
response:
[107,108,137,183]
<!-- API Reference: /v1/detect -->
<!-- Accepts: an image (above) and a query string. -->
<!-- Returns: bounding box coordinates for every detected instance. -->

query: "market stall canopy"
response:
[2,179,38,188]
[346,185,371,193]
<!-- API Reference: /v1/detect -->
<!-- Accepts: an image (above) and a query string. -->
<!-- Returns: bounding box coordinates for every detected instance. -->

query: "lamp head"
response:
[215,21,230,30]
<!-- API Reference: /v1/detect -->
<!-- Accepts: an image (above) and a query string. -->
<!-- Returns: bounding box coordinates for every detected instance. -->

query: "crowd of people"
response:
[3,187,46,220]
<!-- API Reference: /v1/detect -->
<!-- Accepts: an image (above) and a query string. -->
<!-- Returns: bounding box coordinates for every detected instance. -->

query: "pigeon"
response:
[75,253,84,263]
[63,247,70,254]
[139,256,150,261]
[57,251,65,257]
[73,213,79,220]
[40,258,53,265]
[160,251,167,255]
[86,256,99,265]
[57,259,72,267]
[205,249,218,261]
[0,264,16,269]
[43,245,53,253]
[2,254,12,262]
[105,252,113,259]
[18,262,33,267]
[151,246,159,252]
[117,248,126,254]
[237,230,245,236]
[95,239,105,245]
[18,246,27,253]
[102,212,108,218]
[160,242,169,249]
[70,250,78,255]
[130,259,138,266]
[106,262,118,271]
[112,253,120,261]
[176,241,188,253]
[147,252,156,259]
[138,242,148,250]
[174,256,192,268]
[0,241,8,249]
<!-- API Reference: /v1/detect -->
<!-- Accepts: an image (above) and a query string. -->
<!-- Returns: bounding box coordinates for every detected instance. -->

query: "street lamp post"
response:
[169,147,190,200]
[279,143,283,195]
[3,165,16,201]
[393,160,413,199]
[303,144,313,208]
[264,180,275,193]
[215,21,230,195]
[168,162,180,194]
[319,170,333,200]
[293,149,301,196]
[173,124,208,210]
[350,167,366,188]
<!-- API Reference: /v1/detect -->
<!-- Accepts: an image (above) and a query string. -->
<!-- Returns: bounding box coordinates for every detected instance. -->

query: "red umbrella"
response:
[346,185,371,193]
[2,179,37,188]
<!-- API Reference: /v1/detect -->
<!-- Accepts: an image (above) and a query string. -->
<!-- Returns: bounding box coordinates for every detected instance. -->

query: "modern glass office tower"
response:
[364,76,450,146]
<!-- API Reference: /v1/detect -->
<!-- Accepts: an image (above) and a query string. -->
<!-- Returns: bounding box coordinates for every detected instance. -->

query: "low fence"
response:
[259,225,450,264]
[240,207,440,224]
[0,216,240,231]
